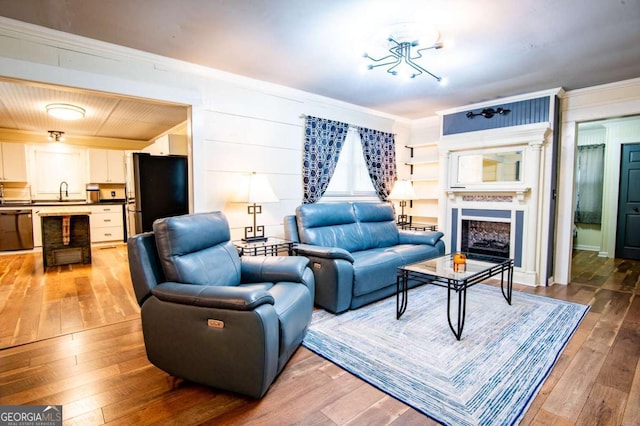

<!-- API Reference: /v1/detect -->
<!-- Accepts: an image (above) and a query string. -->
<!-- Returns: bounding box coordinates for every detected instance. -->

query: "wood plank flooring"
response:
[0,244,139,349]
[0,248,639,425]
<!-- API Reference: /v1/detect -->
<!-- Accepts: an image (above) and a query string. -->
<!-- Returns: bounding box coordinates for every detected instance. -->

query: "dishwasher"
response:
[0,209,34,251]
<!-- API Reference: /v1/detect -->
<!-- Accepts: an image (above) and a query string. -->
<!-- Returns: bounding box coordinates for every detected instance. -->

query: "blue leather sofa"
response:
[284,202,444,313]
[127,211,315,398]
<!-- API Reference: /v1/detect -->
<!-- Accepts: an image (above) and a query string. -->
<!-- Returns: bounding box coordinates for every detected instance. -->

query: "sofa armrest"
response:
[151,282,274,310]
[398,230,444,246]
[294,243,355,263]
[240,256,310,283]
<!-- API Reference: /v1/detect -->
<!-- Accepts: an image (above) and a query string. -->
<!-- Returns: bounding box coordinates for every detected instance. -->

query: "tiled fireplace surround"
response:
[440,122,555,287]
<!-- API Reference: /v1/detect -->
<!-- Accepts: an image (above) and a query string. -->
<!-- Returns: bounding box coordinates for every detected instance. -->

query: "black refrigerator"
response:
[132,153,189,233]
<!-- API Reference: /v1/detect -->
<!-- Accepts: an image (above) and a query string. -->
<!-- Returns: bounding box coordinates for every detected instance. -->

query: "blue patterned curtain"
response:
[303,116,350,203]
[358,128,397,200]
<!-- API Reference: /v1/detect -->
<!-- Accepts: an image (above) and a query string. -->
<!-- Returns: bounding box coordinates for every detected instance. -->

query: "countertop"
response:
[38,208,92,217]
[0,200,126,208]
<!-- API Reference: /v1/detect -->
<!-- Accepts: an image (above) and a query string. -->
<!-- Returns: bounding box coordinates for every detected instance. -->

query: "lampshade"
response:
[247,172,279,203]
[389,180,416,200]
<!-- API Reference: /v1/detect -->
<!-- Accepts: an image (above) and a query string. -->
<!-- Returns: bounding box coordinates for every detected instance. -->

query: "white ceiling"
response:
[0,0,638,127]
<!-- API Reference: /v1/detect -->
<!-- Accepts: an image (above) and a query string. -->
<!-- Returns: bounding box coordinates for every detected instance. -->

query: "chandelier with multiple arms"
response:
[364,37,444,81]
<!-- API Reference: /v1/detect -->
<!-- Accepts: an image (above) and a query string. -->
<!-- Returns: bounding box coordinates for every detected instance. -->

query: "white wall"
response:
[555,78,640,284]
[0,18,401,240]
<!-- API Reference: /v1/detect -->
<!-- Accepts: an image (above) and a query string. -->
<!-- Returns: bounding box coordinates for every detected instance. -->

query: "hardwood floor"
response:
[0,244,139,349]
[0,248,638,425]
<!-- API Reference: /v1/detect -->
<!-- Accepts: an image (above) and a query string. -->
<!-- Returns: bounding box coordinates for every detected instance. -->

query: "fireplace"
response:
[461,219,511,259]
[440,104,558,286]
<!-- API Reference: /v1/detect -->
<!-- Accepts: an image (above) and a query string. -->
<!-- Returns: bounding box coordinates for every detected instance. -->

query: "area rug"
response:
[302,284,589,426]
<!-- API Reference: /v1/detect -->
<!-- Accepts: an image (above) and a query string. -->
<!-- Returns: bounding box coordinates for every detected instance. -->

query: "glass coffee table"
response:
[396,253,514,340]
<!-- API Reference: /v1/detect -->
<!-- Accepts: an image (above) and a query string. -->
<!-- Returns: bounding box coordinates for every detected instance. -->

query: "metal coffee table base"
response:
[396,258,514,340]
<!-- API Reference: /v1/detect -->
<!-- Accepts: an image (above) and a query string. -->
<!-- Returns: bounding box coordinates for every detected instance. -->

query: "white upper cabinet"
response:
[142,134,188,156]
[0,142,28,181]
[88,149,125,183]
[31,145,86,200]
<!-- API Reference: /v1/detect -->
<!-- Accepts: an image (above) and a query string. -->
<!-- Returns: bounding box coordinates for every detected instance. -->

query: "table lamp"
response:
[388,180,416,225]
[243,172,279,242]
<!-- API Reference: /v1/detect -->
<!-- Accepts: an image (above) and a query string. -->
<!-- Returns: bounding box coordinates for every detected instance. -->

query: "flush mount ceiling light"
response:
[48,130,65,142]
[364,36,444,82]
[46,103,86,120]
[466,107,511,119]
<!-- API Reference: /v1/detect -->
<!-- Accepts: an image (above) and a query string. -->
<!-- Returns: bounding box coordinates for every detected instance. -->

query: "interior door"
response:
[616,143,640,260]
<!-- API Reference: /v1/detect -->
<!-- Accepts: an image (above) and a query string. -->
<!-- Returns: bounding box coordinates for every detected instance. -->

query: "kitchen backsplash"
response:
[99,185,126,201]
[0,184,32,202]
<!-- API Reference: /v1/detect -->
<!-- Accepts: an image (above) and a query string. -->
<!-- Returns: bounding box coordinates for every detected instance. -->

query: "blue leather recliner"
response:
[284,202,444,314]
[127,211,315,398]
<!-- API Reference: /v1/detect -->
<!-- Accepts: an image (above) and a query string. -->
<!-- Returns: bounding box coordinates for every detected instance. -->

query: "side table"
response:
[233,237,295,256]
[398,222,438,232]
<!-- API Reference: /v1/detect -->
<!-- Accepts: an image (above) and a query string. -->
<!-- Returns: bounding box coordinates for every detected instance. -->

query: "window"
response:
[321,127,377,201]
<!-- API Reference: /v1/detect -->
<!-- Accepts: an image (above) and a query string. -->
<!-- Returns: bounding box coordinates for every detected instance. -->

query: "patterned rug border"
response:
[302,284,589,426]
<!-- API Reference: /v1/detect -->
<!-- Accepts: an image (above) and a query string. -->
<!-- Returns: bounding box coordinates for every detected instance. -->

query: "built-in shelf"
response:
[446,187,531,201]
[406,141,439,148]
[406,159,439,166]
[410,177,439,182]
[404,140,441,228]
[417,197,439,200]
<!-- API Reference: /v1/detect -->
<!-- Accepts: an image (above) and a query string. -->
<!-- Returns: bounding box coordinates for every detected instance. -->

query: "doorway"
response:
[573,122,607,254]
[616,143,640,260]
[0,77,192,349]
[571,115,640,271]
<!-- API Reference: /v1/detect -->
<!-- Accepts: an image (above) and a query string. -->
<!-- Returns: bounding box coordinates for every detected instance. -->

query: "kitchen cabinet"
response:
[0,142,27,181]
[88,204,124,242]
[88,149,125,183]
[406,141,440,226]
[31,146,86,200]
[143,134,188,156]
[32,204,125,246]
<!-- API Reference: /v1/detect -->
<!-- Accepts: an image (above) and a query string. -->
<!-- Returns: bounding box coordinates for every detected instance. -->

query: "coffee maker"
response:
[86,183,100,203]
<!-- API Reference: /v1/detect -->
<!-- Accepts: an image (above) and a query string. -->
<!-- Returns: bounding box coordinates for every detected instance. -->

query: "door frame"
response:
[555,85,640,286]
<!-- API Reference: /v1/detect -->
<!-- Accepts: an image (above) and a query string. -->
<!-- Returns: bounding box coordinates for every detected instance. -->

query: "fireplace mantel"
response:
[438,91,562,288]
[441,120,555,287]
[446,187,531,202]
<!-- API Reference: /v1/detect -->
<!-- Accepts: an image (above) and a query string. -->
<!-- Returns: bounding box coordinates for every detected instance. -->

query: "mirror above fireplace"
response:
[455,150,523,184]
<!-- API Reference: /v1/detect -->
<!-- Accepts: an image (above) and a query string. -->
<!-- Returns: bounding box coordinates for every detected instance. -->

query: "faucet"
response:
[59,181,69,201]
